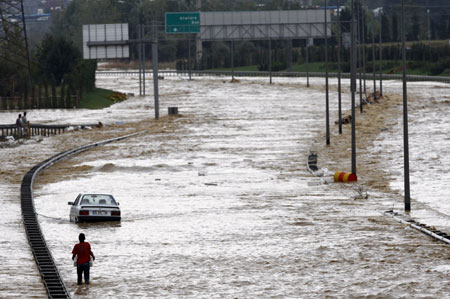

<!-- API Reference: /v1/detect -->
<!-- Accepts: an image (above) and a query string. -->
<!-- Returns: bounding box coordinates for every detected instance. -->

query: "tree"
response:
[339,6,352,34]
[436,14,450,40]
[37,35,80,86]
[237,41,257,66]
[407,14,420,41]
[51,0,123,51]
[381,13,391,42]
[392,12,399,42]
[0,60,28,97]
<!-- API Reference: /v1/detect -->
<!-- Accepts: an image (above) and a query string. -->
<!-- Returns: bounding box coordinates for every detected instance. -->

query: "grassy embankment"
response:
[79,88,127,109]
[209,61,450,76]
[210,40,450,76]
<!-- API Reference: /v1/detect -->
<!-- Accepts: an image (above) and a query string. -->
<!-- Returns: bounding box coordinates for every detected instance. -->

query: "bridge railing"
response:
[96,70,450,83]
[0,123,101,139]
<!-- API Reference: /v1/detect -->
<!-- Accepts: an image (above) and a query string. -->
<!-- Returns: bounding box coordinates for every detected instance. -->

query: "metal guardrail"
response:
[1,123,100,138]
[0,95,78,110]
[21,131,144,298]
[384,210,450,245]
[96,70,450,83]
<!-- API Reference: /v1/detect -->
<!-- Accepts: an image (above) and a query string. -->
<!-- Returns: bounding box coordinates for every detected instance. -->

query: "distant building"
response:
[21,0,70,46]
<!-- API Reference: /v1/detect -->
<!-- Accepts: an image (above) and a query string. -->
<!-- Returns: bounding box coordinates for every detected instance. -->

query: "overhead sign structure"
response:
[165,12,200,34]
[165,10,330,40]
[199,10,331,41]
[83,23,129,59]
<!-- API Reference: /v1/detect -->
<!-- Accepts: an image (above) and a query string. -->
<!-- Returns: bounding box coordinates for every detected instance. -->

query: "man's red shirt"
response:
[72,242,92,264]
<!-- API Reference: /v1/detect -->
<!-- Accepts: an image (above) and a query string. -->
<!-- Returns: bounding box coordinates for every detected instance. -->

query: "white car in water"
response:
[68,193,121,223]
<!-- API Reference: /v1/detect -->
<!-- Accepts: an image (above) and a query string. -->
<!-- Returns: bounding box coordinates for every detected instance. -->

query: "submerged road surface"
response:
[1,76,450,297]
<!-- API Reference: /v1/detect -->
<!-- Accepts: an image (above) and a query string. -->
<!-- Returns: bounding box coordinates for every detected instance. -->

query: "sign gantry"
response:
[166,10,331,40]
[165,12,200,34]
[82,23,129,59]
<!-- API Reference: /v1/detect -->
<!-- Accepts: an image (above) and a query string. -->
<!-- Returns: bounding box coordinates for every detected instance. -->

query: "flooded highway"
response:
[1,75,450,297]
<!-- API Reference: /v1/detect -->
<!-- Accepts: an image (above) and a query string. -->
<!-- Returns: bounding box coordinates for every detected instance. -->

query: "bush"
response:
[426,58,450,76]
[258,61,287,72]
[108,91,127,103]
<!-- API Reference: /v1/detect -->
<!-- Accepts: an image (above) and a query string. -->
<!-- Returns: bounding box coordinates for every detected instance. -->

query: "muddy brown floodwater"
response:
[1,76,450,298]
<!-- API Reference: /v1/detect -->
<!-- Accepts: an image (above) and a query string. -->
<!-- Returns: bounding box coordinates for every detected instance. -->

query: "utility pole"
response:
[138,24,142,96]
[372,19,377,102]
[152,20,160,119]
[337,0,343,134]
[269,39,273,84]
[401,0,411,212]
[196,0,202,66]
[426,0,431,40]
[188,35,192,80]
[141,24,146,96]
[357,1,363,113]
[361,1,367,102]
[325,0,330,145]
[351,0,357,175]
[379,7,383,97]
[231,41,235,81]
[306,41,310,87]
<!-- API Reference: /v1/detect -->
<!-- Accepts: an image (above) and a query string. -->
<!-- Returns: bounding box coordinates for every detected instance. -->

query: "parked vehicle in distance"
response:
[68,193,121,223]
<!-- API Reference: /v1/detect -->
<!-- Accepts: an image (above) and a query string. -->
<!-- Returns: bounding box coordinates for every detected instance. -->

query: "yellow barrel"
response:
[334,171,358,183]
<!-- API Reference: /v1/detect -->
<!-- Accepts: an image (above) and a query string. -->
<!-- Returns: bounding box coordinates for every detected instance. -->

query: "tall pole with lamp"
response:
[324,0,330,145]
[401,0,411,211]
[337,0,343,134]
[379,6,383,97]
[351,0,357,175]
[118,0,144,95]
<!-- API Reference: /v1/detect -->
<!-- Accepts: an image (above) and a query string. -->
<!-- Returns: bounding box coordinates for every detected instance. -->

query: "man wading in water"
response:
[72,233,95,285]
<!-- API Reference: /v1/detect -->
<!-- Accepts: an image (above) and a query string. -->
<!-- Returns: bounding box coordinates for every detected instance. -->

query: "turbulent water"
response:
[1,74,450,298]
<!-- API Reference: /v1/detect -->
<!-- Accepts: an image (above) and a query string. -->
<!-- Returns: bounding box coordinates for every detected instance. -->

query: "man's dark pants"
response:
[77,262,90,285]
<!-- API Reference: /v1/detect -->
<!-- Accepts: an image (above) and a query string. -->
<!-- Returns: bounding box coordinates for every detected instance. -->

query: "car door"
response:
[70,194,81,221]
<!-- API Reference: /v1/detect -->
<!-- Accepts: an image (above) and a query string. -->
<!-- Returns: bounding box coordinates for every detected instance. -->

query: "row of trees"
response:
[35,35,96,107]
[0,34,96,108]
[3,0,450,105]
[183,39,450,73]
[49,0,450,62]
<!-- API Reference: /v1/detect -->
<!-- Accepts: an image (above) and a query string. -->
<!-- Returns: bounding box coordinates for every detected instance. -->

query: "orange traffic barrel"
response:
[334,171,358,183]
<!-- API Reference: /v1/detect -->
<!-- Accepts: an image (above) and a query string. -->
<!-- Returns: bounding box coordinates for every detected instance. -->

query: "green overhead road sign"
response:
[165,12,200,34]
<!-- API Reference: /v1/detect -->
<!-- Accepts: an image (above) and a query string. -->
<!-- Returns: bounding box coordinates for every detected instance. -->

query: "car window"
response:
[74,194,81,206]
[81,194,117,206]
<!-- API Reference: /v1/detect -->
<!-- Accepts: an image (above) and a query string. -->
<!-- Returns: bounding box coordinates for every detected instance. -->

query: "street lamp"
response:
[117,0,146,96]
[324,0,330,146]
[337,0,343,134]
[351,0,357,175]
[117,0,160,119]
[401,0,411,212]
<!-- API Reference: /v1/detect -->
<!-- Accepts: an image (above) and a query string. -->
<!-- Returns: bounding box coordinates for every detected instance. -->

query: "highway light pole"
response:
[337,0,343,134]
[357,1,363,113]
[152,20,160,119]
[118,0,160,118]
[351,0,357,175]
[371,17,377,102]
[306,41,310,88]
[118,0,145,95]
[324,0,330,145]
[401,0,411,212]
[379,8,383,97]
[361,1,367,101]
